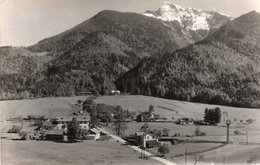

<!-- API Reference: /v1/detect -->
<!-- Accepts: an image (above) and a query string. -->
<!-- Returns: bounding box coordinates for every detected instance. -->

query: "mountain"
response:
[29,10,185,55]
[143,1,231,42]
[0,3,231,100]
[116,11,260,108]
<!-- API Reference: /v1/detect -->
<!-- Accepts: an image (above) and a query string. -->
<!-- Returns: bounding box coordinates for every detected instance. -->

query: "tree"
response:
[204,107,221,124]
[204,108,209,122]
[158,145,170,157]
[152,129,162,136]
[148,105,154,114]
[114,105,127,136]
[67,117,81,142]
[214,107,221,123]
[162,128,170,137]
[134,87,141,95]
[82,97,96,113]
[103,111,113,126]
[89,104,98,129]
[146,86,151,96]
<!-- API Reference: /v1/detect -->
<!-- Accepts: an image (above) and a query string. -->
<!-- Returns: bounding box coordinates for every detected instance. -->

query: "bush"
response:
[246,118,253,124]
[8,125,22,133]
[152,129,162,136]
[234,130,243,135]
[162,128,170,137]
[19,132,28,140]
[173,133,181,137]
[199,131,206,136]
[158,145,170,157]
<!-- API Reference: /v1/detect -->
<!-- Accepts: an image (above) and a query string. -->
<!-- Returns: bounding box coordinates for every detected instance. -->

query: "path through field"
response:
[99,127,177,165]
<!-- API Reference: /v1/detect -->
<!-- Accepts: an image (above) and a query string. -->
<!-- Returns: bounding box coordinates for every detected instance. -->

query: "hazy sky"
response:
[1,0,260,46]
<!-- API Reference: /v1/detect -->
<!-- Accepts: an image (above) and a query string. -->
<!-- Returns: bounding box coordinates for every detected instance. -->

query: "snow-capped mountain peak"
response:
[143,1,230,31]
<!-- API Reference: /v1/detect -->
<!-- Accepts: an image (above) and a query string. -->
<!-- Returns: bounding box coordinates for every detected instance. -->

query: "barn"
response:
[45,130,64,141]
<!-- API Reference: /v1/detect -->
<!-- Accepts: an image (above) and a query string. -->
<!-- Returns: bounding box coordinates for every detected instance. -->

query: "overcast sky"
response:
[1,0,260,47]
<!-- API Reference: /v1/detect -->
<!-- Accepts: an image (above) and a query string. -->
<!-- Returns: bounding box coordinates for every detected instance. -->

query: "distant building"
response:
[45,130,64,141]
[86,128,101,140]
[134,123,161,148]
[109,90,121,95]
[177,118,194,125]
[136,112,160,122]
[56,116,90,130]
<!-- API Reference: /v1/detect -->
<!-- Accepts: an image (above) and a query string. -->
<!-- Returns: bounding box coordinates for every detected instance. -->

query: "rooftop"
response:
[56,115,90,122]
[45,130,63,135]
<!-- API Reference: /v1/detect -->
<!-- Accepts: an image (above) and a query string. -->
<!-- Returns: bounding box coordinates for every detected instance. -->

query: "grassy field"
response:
[1,139,162,165]
[0,96,88,121]
[96,95,260,123]
[1,95,260,165]
[124,122,260,143]
[1,95,260,141]
[1,95,259,123]
[198,144,260,165]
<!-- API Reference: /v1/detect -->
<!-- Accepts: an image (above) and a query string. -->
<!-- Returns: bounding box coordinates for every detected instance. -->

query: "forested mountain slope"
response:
[116,11,260,108]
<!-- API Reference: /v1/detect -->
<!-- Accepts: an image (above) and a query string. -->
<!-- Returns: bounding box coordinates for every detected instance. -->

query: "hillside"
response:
[0,6,230,99]
[0,46,53,100]
[116,11,260,108]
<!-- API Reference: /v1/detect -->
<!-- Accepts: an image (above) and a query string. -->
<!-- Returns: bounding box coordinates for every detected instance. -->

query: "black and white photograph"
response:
[1,0,260,164]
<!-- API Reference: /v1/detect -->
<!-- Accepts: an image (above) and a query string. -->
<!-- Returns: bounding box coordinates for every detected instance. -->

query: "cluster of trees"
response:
[203,107,221,124]
[82,97,133,136]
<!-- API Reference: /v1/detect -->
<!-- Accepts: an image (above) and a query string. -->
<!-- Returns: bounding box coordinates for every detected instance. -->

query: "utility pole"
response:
[185,146,187,164]
[246,130,248,145]
[226,119,231,143]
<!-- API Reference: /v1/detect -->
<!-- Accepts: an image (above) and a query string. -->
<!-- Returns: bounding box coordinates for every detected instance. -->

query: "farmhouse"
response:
[140,133,160,148]
[56,115,90,130]
[136,112,160,122]
[177,117,194,125]
[133,123,161,148]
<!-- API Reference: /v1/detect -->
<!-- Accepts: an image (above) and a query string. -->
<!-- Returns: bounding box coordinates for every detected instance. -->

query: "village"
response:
[1,94,259,165]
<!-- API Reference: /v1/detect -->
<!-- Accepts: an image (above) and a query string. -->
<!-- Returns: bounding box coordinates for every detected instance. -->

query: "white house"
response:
[86,128,101,140]
[110,90,121,95]
[141,133,160,148]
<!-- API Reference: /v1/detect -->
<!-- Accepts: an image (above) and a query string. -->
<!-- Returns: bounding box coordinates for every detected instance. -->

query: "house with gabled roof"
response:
[134,123,161,148]
[86,128,101,140]
[56,115,90,130]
